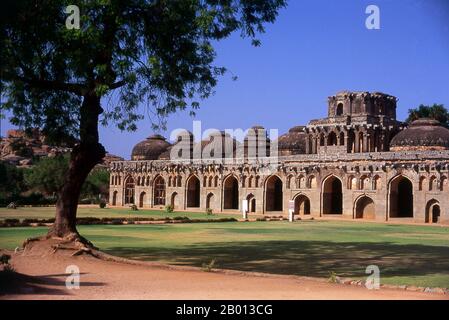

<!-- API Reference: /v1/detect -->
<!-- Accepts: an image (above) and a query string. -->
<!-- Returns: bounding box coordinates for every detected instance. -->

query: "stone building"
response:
[109,91,449,224]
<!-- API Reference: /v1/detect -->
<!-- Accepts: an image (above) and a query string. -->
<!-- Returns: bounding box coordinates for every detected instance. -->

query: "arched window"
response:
[124,176,135,204]
[336,103,344,116]
[153,176,166,206]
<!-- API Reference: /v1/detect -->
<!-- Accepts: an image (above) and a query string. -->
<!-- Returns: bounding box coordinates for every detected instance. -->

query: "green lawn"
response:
[0,206,241,221]
[1,220,449,288]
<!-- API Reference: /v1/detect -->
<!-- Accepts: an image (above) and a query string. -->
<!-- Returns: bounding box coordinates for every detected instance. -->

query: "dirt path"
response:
[1,250,447,300]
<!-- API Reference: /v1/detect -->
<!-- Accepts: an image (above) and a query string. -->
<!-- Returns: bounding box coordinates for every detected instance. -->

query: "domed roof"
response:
[131,134,171,160]
[197,131,239,159]
[158,131,194,160]
[390,119,449,151]
[277,126,307,155]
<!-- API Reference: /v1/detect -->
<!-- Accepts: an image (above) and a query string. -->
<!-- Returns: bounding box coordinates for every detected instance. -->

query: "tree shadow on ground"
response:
[106,240,449,283]
[0,271,104,296]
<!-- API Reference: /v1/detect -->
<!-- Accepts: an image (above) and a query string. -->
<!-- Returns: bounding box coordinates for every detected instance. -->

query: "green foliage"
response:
[164,205,174,213]
[99,201,107,209]
[406,104,449,128]
[206,208,213,215]
[0,162,26,198]
[0,0,287,135]
[0,254,11,265]
[81,168,110,199]
[328,271,338,283]
[24,155,69,196]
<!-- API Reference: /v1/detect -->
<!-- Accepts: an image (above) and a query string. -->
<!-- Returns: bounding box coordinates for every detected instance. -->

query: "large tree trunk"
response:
[47,93,105,240]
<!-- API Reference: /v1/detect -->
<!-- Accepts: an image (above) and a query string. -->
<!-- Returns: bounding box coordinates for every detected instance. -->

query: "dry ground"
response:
[0,242,447,300]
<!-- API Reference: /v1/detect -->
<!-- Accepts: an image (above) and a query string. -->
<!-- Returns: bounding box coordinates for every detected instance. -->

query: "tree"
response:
[81,168,110,201]
[406,104,449,128]
[24,155,69,196]
[1,0,286,241]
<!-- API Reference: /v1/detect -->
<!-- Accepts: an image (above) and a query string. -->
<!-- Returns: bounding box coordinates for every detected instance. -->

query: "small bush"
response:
[328,271,338,283]
[130,204,138,211]
[206,208,213,215]
[164,205,174,213]
[201,259,216,272]
[0,254,11,265]
[6,202,17,209]
[99,201,107,209]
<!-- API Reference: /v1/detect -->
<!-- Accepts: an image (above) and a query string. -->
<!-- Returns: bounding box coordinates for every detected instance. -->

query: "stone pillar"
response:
[354,130,360,153]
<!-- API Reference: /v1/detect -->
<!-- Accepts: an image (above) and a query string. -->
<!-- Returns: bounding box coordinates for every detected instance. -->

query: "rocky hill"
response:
[0,129,123,167]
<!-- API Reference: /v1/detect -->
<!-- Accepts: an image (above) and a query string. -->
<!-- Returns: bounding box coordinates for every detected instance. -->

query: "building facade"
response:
[109,91,449,224]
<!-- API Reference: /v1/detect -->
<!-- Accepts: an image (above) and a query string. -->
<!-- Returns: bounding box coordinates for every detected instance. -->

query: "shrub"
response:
[201,259,216,272]
[130,204,138,211]
[6,202,17,209]
[0,254,11,265]
[206,208,213,215]
[99,201,107,209]
[164,204,174,213]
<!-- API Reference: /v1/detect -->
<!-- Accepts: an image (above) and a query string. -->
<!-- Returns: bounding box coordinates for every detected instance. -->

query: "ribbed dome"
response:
[158,131,194,160]
[390,119,449,151]
[277,126,307,155]
[131,134,171,160]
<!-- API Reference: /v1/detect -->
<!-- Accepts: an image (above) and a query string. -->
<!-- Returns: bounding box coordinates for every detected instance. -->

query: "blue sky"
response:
[1,0,449,159]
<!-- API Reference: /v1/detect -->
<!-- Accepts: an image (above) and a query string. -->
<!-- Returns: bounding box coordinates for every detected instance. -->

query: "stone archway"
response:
[293,194,310,215]
[322,175,342,214]
[124,176,135,204]
[246,193,256,213]
[186,175,200,207]
[389,176,413,218]
[425,200,440,224]
[206,193,214,209]
[139,192,146,208]
[265,175,283,212]
[153,176,166,206]
[112,190,118,206]
[355,196,375,219]
[170,192,178,209]
[223,175,239,210]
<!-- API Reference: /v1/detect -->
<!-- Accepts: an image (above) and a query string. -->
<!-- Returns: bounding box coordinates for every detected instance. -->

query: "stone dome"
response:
[390,119,449,151]
[277,126,307,155]
[158,131,194,160]
[198,131,239,159]
[131,134,171,160]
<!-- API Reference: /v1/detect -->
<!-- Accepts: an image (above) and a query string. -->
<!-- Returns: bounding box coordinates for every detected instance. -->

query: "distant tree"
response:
[0,0,286,241]
[81,168,110,200]
[0,161,25,198]
[406,104,449,128]
[24,155,69,196]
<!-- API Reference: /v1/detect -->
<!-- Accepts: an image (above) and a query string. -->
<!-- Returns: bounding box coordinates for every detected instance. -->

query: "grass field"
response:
[0,206,240,220]
[1,218,448,288]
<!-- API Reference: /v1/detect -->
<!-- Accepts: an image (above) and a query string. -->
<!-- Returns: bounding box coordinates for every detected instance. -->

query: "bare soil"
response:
[0,240,447,300]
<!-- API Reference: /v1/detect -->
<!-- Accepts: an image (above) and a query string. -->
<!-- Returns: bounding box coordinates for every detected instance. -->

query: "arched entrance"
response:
[153,176,166,206]
[294,194,310,215]
[355,196,375,219]
[389,176,413,218]
[170,192,178,209]
[206,193,214,209]
[322,176,342,214]
[139,192,146,208]
[124,176,135,204]
[247,194,256,213]
[112,191,118,206]
[265,175,283,212]
[187,175,200,207]
[425,200,440,223]
[224,175,239,210]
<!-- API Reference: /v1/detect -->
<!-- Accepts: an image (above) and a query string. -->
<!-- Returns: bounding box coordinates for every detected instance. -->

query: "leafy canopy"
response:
[406,104,449,128]
[1,0,286,144]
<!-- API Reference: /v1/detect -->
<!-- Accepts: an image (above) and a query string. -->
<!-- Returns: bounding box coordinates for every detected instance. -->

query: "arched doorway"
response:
[206,193,214,209]
[153,176,166,206]
[187,175,200,207]
[336,103,343,116]
[294,194,310,215]
[247,194,256,213]
[425,200,440,223]
[124,176,135,204]
[322,176,342,214]
[355,196,375,219]
[224,175,239,210]
[139,192,146,208]
[389,176,413,218]
[327,132,337,146]
[170,192,178,209]
[265,175,283,212]
[112,191,118,206]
